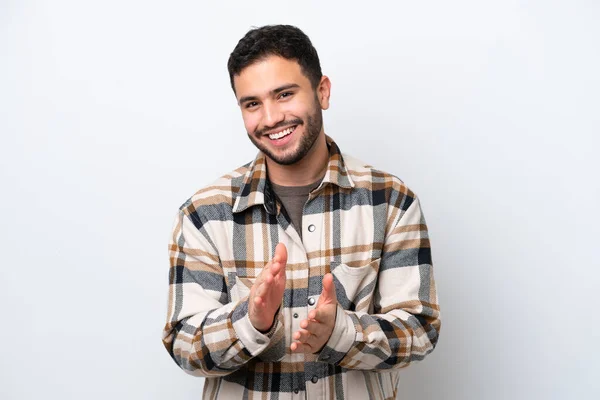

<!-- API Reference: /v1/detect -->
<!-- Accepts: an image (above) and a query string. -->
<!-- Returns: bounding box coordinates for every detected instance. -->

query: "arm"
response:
[315,196,441,370]
[161,208,285,377]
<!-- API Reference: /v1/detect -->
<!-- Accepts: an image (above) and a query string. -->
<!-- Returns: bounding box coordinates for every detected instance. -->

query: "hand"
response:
[249,243,287,332]
[290,273,337,354]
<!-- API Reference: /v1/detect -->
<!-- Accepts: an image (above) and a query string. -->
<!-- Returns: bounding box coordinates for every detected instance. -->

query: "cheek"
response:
[242,112,261,134]
[288,99,312,119]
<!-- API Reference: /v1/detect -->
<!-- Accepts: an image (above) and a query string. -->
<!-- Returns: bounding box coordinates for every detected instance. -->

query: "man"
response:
[162,25,440,399]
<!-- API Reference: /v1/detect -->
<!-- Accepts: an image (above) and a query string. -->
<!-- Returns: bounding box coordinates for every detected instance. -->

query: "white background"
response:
[1,1,599,399]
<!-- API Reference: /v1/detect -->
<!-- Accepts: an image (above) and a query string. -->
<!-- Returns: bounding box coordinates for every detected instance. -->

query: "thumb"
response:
[318,273,337,306]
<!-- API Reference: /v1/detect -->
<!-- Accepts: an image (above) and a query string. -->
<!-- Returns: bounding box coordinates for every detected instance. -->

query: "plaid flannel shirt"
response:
[162,136,441,399]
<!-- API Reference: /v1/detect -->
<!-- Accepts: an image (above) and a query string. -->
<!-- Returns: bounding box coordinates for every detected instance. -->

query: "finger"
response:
[293,329,312,343]
[295,330,321,350]
[270,260,282,276]
[299,319,323,336]
[261,259,275,279]
[273,243,288,266]
[317,273,337,306]
[290,341,300,353]
[309,309,322,322]
[305,336,322,351]
[251,261,270,292]
[290,341,313,354]
[275,263,288,285]
[260,259,278,287]
[255,278,271,299]
[264,271,273,284]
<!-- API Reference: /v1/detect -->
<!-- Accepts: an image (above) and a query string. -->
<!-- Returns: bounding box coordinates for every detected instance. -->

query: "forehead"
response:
[233,55,311,99]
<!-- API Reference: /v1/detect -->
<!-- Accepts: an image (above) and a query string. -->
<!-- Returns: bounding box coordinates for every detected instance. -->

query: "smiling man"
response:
[162,25,441,399]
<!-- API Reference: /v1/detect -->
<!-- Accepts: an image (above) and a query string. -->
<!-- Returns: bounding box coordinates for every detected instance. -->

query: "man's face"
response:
[233,56,328,166]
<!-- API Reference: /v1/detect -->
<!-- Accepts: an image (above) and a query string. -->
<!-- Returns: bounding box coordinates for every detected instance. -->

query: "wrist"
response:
[253,306,280,334]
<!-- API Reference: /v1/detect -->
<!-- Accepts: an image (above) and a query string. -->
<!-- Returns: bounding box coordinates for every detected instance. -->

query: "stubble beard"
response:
[248,101,323,166]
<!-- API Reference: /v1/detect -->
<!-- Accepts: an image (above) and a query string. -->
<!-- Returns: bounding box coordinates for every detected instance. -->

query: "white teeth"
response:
[268,126,294,140]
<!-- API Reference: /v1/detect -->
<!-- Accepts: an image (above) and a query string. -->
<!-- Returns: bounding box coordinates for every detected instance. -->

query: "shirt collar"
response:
[232,135,355,215]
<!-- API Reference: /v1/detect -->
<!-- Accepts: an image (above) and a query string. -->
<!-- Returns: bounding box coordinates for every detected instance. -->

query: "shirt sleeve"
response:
[317,195,441,370]
[161,208,285,377]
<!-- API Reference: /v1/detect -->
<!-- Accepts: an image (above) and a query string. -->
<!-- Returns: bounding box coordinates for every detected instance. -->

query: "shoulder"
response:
[342,153,416,204]
[178,161,252,218]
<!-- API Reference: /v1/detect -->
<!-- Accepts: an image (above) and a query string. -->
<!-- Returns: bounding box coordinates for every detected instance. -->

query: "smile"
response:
[268,126,296,140]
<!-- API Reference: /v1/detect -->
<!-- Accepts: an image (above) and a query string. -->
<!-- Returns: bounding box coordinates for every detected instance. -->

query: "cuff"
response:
[231,299,279,357]
[317,304,356,364]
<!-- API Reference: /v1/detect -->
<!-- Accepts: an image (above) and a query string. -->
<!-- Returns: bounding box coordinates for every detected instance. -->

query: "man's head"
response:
[227,25,323,93]
[228,25,331,166]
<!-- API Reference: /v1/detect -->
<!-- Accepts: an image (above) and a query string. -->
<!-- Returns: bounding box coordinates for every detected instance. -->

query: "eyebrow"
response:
[238,83,301,104]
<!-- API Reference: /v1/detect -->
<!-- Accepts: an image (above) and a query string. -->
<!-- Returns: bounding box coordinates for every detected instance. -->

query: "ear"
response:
[316,75,331,110]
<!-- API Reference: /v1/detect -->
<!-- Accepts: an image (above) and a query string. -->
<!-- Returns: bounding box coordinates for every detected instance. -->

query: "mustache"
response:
[256,118,303,136]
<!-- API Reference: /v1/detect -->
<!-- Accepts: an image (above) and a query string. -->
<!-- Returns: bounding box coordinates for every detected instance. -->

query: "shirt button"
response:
[308,297,315,306]
[307,224,316,232]
[321,354,330,360]
[256,338,265,345]
[311,376,318,384]
[293,388,299,394]
[293,313,299,318]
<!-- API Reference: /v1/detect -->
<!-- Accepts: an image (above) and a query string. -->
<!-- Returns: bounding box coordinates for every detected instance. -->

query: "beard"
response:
[247,99,323,166]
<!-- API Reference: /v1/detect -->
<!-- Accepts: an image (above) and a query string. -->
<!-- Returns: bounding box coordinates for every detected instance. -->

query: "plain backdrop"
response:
[1,1,599,399]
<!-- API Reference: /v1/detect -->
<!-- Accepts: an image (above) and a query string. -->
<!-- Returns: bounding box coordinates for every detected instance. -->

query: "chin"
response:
[268,149,304,166]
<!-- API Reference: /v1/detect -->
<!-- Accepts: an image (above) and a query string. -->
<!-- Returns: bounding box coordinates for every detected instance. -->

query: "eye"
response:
[279,92,293,99]
[245,101,258,109]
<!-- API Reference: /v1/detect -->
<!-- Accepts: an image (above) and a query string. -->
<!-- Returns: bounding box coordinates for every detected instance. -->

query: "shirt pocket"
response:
[330,258,380,312]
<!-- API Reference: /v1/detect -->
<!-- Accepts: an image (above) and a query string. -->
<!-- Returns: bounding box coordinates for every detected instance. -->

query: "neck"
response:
[266,132,329,186]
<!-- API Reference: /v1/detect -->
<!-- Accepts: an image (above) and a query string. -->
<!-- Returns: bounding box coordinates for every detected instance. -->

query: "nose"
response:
[262,101,285,129]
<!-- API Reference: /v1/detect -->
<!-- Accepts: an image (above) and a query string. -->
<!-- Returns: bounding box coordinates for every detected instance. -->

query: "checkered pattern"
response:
[162,136,441,399]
